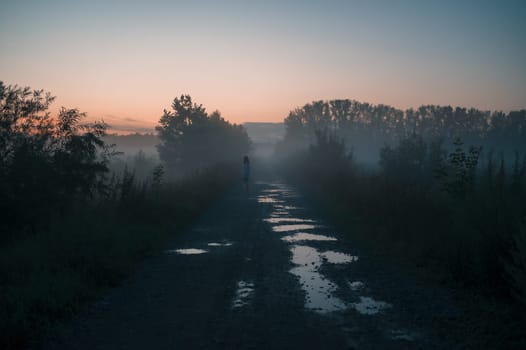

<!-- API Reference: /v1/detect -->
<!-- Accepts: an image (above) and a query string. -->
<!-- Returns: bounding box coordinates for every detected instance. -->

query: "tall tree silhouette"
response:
[0,82,113,239]
[156,95,250,175]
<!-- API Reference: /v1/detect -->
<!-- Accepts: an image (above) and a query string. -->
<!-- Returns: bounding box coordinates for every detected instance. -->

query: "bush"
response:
[0,83,241,349]
[0,163,237,349]
[281,133,526,301]
[504,224,526,306]
[0,82,113,242]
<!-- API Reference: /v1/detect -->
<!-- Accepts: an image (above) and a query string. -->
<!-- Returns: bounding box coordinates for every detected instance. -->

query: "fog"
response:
[274,100,526,171]
[2,82,526,349]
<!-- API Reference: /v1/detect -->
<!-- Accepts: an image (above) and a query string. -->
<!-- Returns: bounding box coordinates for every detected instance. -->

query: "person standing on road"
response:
[243,155,250,194]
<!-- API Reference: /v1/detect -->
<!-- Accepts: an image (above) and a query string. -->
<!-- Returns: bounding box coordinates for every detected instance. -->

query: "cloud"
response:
[86,114,156,134]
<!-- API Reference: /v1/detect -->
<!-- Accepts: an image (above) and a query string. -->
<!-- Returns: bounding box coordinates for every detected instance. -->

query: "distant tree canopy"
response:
[0,81,113,238]
[279,99,526,161]
[156,95,251,175]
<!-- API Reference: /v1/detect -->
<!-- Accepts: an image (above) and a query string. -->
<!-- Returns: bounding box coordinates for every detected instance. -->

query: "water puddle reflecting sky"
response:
[262,187,296,195]
[348,281,365,291]
[264,218,316,224]
[263,190,300,199]
[257,196,283,204]
[207,242,233,247]
[321,251,359,264]
[232,281,255,309]
[290,245,356,313]
[275,204,302,211]
[282,233,337,242]
[261,188,282,193]
[281,193,301,198]
[351,296,392,315]
[270,211,290,217]
[262,183,393,320]
[390,329,417,342]
[272,224,318,233]
[165,248,208,255]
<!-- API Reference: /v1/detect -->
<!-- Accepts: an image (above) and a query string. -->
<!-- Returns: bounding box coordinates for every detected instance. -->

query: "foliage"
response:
[279,98,526,163]
[504,223,526,307]
[303,130,354,198]
[106,150,160,186]
[152,164,165,189]
[435,138,482,198]
[379,134,446,187]
[0,83,242,349]
[156,95,251,176]
[0,163,236,349]
[0,82,113,241]
[281,133,526,306]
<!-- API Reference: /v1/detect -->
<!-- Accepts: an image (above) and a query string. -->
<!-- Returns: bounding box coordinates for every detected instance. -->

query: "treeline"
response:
[278,100,526,311]
[0,85,250,241]
[0,82,249,348]
[278,99,526,163]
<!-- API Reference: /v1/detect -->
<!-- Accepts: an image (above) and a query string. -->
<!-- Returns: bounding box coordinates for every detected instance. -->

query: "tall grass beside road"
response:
[0,162,237,349]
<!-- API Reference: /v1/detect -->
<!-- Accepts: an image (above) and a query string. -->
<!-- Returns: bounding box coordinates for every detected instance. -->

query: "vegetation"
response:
[108,150,160,183]
[0,82,114,243]
[278,100,526,309]
[156,94,251,177]
[277,99,526,165]
[0,164,235,349]
[0,83,242,349]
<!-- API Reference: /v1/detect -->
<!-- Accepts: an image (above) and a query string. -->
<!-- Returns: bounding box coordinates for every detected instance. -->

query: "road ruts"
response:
[39,182,464,350]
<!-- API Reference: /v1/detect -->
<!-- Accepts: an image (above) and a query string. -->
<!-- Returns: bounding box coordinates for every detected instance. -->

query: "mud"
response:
[38,182,512,350]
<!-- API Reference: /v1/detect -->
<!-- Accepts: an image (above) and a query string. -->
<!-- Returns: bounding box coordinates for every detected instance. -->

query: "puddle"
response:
[281,192,300,198]
[390,329,417,342]
[257,196,283,204]
[348,281,365,291]
[207,242,233,247]
[262,187,298,196]
[264,218,316,224]
[275,205,302,210]
[166,248,208,255]
[321,251,359,264]
[289,245,347,313]
[268,183,290,189]
[260,192,280,198]
[261,188,282,193]
[351,296,391,315]
[272,224,317,232]
[282,233,337,242]
[232,281,255,309]
[270,211,290,217]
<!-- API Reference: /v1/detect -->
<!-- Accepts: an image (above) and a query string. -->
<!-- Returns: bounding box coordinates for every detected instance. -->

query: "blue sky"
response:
[1,0,524,127]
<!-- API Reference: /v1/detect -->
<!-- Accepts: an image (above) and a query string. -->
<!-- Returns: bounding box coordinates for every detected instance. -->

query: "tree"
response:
[156,95,251,175]
[0,81,113,239]
[379,134,430,186]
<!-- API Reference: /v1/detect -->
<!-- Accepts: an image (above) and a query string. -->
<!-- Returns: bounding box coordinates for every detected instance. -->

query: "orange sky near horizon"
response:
[2,1,525,133]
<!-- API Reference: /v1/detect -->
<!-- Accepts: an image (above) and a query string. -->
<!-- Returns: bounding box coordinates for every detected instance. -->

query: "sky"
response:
[1,0,525,132]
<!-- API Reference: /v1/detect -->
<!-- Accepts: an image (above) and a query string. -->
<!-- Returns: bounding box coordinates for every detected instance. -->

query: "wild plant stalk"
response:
[281,131,526,305]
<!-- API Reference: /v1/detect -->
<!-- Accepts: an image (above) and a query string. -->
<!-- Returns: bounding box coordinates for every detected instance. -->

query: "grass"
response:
[0,163,236,349]
[279,135,526,299]
[279,137,526,347]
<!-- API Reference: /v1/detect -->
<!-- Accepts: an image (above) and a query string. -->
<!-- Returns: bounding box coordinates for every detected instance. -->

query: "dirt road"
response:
[41,182,468,349]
